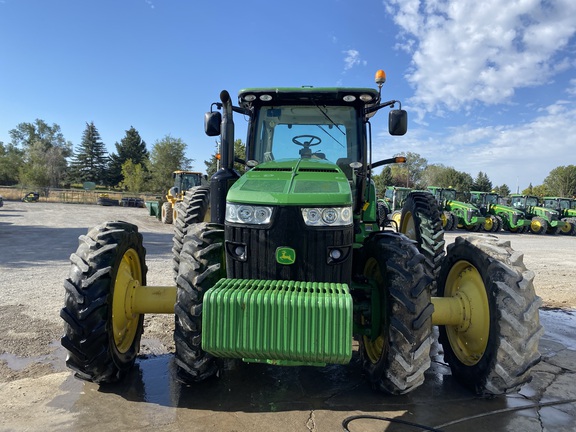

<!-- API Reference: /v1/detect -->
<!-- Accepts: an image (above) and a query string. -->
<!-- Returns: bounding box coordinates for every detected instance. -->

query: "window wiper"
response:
[317,125,344,148]
[315,104,345,148]
[315,104,345,134]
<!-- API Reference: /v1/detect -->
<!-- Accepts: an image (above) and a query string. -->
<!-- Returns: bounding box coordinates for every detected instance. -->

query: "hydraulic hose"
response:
[341,398,576,431]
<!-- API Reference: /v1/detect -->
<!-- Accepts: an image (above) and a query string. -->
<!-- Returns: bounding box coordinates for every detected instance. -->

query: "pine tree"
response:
[108,126,148,187]
[471,171,493,192]
[69,122,108,184]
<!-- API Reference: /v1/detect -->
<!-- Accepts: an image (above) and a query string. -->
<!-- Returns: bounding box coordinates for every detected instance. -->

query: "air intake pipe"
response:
[210,90,240,224]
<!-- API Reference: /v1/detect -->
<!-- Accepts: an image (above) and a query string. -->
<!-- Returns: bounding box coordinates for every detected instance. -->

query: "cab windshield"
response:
[559,199,570,210]
[485,194,498,205]
[251,105,361,173]
[443,190,457,201]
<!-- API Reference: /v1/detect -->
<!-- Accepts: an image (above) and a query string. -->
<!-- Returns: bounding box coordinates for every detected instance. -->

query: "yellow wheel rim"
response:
[362,257,386,364]
[531,219,542,231]
[444,260,490,366]
[400,211,417,240]
[391,212,402,230]
[440,212,448,228]
[484,218,493,231]
[560,222,571,234]
[112,248,143,353]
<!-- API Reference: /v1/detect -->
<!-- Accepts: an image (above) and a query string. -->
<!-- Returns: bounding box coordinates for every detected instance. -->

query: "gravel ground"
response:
[0,200,574,384]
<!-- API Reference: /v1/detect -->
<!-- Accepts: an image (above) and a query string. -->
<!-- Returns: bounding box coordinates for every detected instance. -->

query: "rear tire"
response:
[437,234,543,395]
[174,222,224,383]
[359,232,433,395]
[399,192,445,294]
[60,221,147,383]
[493,215,503,232]
[172,186,210,280]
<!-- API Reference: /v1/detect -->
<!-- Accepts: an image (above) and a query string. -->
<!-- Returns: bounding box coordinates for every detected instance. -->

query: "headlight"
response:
[226,203,273,225]
[302,207,352,226]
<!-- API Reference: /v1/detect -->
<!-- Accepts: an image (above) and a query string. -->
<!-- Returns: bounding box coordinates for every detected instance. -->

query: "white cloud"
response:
[384,0,576,113]
[373,100,576,188]
[568,79,576,96]
[144,0,155,9]
[342,49,367,71]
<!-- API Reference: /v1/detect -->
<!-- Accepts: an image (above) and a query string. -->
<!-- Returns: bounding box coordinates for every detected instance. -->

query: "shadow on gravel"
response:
[0,224,173,267]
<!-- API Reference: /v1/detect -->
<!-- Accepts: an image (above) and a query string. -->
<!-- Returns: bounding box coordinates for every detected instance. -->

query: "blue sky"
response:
[1,0,575,190]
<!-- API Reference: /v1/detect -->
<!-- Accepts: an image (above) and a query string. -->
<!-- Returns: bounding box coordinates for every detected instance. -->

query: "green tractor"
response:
[61,71,542,396]
[469,191,531,233]
[428,186,485,231]
[377,185,412,229]
[509,194,566,235]
[541,197,576,236]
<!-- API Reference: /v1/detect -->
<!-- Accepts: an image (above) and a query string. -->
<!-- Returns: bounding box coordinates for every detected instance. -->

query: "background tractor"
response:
[61,71,542,397]
[377,185,412,229]
[541,196,576,236]
[428,186,485,231]
[469,191,530,233]
[509,194,566,235]
[161,170,206,224]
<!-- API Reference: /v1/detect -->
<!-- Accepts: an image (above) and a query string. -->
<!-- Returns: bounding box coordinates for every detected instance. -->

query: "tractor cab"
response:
[170,171,205,197]
[510,194,538,210]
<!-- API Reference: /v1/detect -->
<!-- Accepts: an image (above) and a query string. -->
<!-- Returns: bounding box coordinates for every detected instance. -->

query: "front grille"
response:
[225,206,353,283]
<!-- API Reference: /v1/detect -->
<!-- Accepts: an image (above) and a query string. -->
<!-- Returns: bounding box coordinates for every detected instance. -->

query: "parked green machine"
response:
[509,194,566,235]
[469,191,530,233]
[428,186,485,231]
[61,70,542,397]
[541,196,576,236]
[377,185,412,229]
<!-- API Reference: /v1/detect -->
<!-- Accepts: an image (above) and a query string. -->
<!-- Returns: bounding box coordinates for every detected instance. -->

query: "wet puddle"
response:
[539,308,576,350]
[2,308,575,432]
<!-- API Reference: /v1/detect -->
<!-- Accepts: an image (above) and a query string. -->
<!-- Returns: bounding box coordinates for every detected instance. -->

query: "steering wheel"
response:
[292,135,322,148]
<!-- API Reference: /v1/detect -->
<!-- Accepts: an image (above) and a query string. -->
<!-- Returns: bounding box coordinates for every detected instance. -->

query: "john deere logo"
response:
[276,247,296,265]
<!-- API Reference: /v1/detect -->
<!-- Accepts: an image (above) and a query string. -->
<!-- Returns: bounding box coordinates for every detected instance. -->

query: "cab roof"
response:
[237,87,380,109]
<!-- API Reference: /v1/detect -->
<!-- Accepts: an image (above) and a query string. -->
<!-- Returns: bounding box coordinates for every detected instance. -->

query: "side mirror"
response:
[389,109,407,136]
[204,111,222,136]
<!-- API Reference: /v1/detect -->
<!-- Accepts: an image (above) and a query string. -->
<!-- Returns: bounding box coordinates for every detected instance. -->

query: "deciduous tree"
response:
[544,165,576,197]
[119,159,146,193]
[0,142,24,185]
[147,135,193,193]
[9,119,71,190]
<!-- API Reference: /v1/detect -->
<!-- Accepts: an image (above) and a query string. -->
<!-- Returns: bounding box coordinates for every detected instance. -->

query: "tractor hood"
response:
[226,159,353,206]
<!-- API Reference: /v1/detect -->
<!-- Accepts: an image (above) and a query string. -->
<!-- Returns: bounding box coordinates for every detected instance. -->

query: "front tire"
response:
[359,232,433,395]
[530,217,547,234]
[161,201,174,224]
[437,234,543,395]
[174,222,224,383]
[60,221,147,383]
